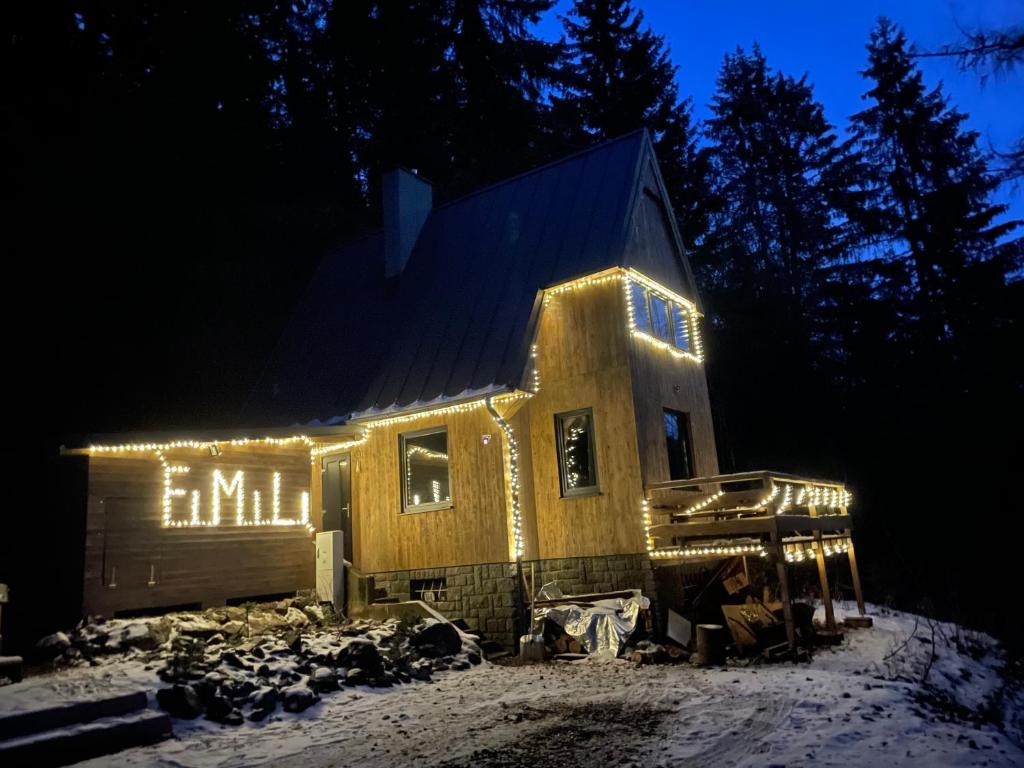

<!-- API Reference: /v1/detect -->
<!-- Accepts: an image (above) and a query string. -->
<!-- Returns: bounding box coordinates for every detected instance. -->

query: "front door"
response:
[321,454,353,562]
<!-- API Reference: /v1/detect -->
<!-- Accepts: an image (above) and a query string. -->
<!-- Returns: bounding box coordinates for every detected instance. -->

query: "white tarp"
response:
[534,583,650,657]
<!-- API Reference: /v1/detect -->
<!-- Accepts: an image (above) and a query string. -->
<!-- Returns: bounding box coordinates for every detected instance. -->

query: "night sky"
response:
[537,0,1023,228]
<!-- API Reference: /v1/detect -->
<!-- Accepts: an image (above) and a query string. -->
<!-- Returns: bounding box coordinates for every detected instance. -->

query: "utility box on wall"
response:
[316,530,345,610]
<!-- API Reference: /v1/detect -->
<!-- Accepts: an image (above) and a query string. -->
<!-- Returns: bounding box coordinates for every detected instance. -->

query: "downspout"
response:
[485,396,523,561]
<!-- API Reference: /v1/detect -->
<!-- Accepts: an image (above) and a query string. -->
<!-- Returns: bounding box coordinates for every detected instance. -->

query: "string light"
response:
[682,490,724,515]
[486,397,524,560]
[650,542,768,559]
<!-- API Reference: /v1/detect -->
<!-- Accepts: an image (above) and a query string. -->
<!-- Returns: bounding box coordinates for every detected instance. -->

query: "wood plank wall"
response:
[519,280,648,559]
[344,405,510,573]
[628,336,720,487]
[83,445,314,617]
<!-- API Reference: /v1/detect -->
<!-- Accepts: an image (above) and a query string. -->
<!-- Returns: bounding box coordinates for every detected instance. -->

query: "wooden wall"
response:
[344,405,510,573]
[83,445,314,617]
[628,339,719,488]
[518,280,648,559]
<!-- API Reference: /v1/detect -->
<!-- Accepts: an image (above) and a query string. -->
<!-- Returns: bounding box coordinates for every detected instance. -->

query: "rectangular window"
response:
[649,293,672,340]
[400,427,451,513]
[671,303,691,351]
[555,408,599,496]
[629,283,652,334]
[663,409,694,480]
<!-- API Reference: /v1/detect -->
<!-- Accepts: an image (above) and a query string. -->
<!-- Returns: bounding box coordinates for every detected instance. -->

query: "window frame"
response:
[663,408,695,480]
[399,426,453,514]
[554,407,600,498]
[648,292,672,341]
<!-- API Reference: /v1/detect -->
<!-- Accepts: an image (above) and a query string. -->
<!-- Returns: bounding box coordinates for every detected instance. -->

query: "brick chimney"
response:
[382,168,432,278]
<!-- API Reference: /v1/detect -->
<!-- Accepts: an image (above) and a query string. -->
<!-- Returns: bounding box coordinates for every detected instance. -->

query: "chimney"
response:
[382,168,432,278]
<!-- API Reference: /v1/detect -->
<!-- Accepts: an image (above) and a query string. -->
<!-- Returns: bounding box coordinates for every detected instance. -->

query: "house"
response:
[62,131,863,650]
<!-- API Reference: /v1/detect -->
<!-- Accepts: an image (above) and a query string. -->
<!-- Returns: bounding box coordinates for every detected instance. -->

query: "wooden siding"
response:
[345,405,510,573]
[83,446,314,617]
[628,340,719,488]
[519,280,647,559]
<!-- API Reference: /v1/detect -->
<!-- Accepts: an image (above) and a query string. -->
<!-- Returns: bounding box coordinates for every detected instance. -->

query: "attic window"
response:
[628,280,700,360]
[400,427,452,513]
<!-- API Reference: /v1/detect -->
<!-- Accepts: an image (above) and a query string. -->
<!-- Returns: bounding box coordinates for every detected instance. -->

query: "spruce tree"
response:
[556,0,710,248]
[700,46,871,468]
[850,19,1020,362]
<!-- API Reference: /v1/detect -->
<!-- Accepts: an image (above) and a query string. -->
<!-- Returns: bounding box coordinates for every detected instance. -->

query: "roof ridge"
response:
[430,129,649,214]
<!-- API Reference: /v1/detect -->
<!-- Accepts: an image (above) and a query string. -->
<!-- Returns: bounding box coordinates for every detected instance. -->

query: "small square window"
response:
[649,293,671,340]
[400,428,451,513]
[671,304,691,351]
[555,408,599,496]
[629,283,652,333]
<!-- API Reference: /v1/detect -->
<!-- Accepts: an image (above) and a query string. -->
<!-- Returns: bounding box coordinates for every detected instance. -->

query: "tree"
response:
[698,46,872,469]
[555,0,710,248]
[850,19,1020,367]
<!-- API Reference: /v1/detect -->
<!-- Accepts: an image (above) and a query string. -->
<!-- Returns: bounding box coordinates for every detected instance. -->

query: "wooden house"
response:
[64,131,863,649]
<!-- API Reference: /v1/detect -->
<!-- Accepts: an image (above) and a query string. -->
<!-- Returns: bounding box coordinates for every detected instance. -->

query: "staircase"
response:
[0,689,171,767]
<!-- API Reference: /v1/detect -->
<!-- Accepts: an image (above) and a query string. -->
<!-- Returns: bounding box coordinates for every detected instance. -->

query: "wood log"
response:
[695,623,727,666]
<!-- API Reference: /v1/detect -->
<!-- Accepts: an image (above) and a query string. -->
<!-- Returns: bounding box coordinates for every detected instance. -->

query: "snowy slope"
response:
[2,602,1020,767]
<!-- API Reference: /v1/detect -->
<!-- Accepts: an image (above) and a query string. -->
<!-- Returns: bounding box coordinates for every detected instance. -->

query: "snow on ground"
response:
[3,602,1022,767]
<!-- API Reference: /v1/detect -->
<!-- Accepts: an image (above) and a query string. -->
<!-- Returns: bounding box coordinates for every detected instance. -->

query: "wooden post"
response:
[846,536,866,616]
[770,527,796,657]
[809,504,836,631]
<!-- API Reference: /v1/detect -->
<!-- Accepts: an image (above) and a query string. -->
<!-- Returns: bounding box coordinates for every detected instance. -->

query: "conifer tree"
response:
[556,0,710,248]
[850,19,1020,364]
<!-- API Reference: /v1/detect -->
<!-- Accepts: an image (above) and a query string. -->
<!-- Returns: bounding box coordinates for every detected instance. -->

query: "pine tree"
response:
[699,46,871,468]
[850,19,1020,364]
[555,0,710,248]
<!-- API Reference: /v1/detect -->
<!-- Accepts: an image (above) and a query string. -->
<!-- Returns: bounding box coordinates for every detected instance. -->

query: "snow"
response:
[2,602,1021,767]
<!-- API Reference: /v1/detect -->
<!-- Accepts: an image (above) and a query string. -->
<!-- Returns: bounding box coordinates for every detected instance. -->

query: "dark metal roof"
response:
[251,129,694,424]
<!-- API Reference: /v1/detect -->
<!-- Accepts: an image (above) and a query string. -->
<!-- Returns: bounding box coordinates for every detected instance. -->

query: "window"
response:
[629,282,652,334]
[649,293,671,340]
[627,280,699,358]
[663,409,694,480]
[400,427,451,513]
[671,304,690,351]
[555,408,599,496]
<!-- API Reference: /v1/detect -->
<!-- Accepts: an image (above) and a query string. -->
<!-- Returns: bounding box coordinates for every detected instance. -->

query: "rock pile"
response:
[36,597,483,725]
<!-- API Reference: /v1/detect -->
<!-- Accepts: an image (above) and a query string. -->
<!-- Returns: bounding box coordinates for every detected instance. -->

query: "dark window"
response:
[555,408,599,496]
[663,409,694,480]
[411,578,447,602]
[671,304,691,351]
[629,283,651,333]
[649,293,671,340]
[400,427,451,513]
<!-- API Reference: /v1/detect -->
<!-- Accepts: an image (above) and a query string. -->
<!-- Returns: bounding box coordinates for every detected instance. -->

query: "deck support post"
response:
[846,536,866,616]
[770,526,797,657]
[808,504,837,631]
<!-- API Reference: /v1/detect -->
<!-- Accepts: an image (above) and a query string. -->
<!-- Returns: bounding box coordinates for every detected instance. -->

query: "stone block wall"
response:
[369,553,655,651]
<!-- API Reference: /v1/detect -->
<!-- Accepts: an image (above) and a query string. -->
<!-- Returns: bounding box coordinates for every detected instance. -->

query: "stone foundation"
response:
[370,553,655,651]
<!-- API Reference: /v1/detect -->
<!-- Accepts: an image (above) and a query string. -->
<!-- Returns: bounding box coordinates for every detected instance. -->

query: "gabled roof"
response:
[250,129,696,425]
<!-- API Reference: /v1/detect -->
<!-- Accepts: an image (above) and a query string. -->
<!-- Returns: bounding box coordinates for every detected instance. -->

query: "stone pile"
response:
[36,597,482,726]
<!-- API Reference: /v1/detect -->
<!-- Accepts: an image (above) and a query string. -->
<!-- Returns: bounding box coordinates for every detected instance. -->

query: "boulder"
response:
[249,687,279,721]
[221,620,245,637]
[309,667,339,693]
[157,684,203,719]
[345,667,369,686]
[303,604,326,624]
[35,632,71,660]
[284,607,310,628]
[343,639,384,675]
[204,693,235,723]
[411,620,462,657]
[409,659,433,682]
[282,684,318,713]
[175,618,226,639]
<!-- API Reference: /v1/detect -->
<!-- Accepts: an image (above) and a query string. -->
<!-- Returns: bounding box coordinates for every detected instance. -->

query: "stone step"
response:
[0,710,171,767]
[0,690,148,742]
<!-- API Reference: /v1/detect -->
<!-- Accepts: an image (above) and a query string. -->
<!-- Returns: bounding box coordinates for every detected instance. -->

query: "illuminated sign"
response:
[161,457,311,531]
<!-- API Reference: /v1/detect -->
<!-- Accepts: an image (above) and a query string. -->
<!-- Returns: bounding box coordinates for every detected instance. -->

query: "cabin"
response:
[62,131,864,650]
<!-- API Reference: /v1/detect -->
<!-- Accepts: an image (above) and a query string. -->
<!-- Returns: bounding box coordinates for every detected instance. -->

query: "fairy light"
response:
[211,469,243,527]
[642,498,654,552]
[682,489,724,515]
[650,542,768,559]
[252,490,261,525]
[783,537,851,563]
[486,396,523,560]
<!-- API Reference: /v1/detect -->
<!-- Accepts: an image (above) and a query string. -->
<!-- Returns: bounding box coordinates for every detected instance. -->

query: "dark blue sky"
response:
[535,0,1023,227]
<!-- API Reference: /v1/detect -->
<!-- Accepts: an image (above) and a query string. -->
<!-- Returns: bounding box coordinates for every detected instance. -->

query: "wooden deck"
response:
[644,471,866,652]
